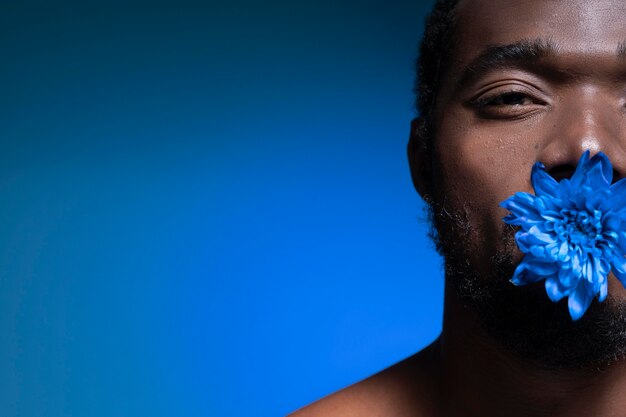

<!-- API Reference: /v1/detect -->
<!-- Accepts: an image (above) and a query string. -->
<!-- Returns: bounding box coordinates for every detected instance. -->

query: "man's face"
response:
[427,0,626,369]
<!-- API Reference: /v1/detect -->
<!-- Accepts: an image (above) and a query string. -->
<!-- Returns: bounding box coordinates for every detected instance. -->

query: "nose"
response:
[538,89,626,183]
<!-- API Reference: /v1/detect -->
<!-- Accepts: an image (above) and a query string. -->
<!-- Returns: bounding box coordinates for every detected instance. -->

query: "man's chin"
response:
[428,198,626,371]
[449,255,626,371]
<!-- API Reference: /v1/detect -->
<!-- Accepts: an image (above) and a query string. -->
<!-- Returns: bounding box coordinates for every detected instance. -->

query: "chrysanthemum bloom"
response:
[500,151,626,321]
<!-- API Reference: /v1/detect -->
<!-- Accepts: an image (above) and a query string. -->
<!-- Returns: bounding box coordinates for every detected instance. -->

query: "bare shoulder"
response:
[287,340,440,417]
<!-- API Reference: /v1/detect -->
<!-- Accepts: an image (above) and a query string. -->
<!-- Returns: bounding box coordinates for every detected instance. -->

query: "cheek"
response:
[434,114,539,206]
[431,123,537,265]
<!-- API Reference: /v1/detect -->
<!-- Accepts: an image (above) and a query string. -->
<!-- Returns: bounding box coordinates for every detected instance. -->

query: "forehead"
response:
[453,0,626,58]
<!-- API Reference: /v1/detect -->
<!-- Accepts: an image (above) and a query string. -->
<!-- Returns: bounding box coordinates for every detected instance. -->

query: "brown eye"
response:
[486,92,531,106]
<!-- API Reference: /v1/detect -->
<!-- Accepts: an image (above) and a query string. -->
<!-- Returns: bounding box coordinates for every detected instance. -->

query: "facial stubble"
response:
[427,195,626,371]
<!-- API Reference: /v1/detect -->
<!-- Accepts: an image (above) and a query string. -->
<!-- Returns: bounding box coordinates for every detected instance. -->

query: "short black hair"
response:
[414,0,460,152]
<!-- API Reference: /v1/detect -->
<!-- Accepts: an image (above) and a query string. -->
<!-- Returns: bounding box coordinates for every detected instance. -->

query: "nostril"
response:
[547,164,576,182]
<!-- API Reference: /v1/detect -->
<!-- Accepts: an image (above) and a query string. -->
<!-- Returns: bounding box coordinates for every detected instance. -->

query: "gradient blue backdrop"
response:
[1,1,442,416]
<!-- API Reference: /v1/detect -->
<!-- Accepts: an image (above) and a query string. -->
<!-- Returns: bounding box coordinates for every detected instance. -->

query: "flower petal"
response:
[568,283,594,321]
[610,252,626,288]
[511,262,532,285]
[569,150,591,189]
[545,276,568,302]
[599,279,608,302]
[500,150,624,320]
[558,263,577,288]
[610,177,626,207]
[558,241,570,262]
[528,225,555,244]
[501,192,539,222]
[603,212,622,233]
[526,258,560,276]
[531,162,559,196]
[584,154,612,189]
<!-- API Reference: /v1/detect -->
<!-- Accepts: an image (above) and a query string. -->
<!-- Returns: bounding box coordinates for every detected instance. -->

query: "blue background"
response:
[1,1,442,416]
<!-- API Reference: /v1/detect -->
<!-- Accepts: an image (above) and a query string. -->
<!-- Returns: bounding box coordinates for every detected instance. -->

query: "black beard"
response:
[426,197,626,371]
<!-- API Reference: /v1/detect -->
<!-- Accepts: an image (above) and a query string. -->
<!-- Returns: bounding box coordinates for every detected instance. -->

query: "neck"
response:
[435,284,626,417]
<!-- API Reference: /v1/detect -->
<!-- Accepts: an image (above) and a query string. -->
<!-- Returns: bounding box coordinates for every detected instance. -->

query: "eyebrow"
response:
[456,38,626,90]
[455,39,558,88]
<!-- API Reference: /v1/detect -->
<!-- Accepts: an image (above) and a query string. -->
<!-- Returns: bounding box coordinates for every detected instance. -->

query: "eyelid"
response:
[468,81,548,107]
[466,81,551,120]
[472,90,540,107]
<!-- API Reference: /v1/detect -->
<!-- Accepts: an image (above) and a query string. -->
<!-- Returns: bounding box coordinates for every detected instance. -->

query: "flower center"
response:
[559,209,603,249]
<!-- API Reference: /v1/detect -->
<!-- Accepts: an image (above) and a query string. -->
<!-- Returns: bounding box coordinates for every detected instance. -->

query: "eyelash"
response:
[470,87,548,119]
[472,90,535,108]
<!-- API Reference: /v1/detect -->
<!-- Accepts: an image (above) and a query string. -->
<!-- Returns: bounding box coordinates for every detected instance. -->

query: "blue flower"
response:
[500,151,626,320]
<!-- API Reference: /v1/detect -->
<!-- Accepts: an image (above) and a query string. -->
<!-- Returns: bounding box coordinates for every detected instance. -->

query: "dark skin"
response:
[289,0,626,416]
